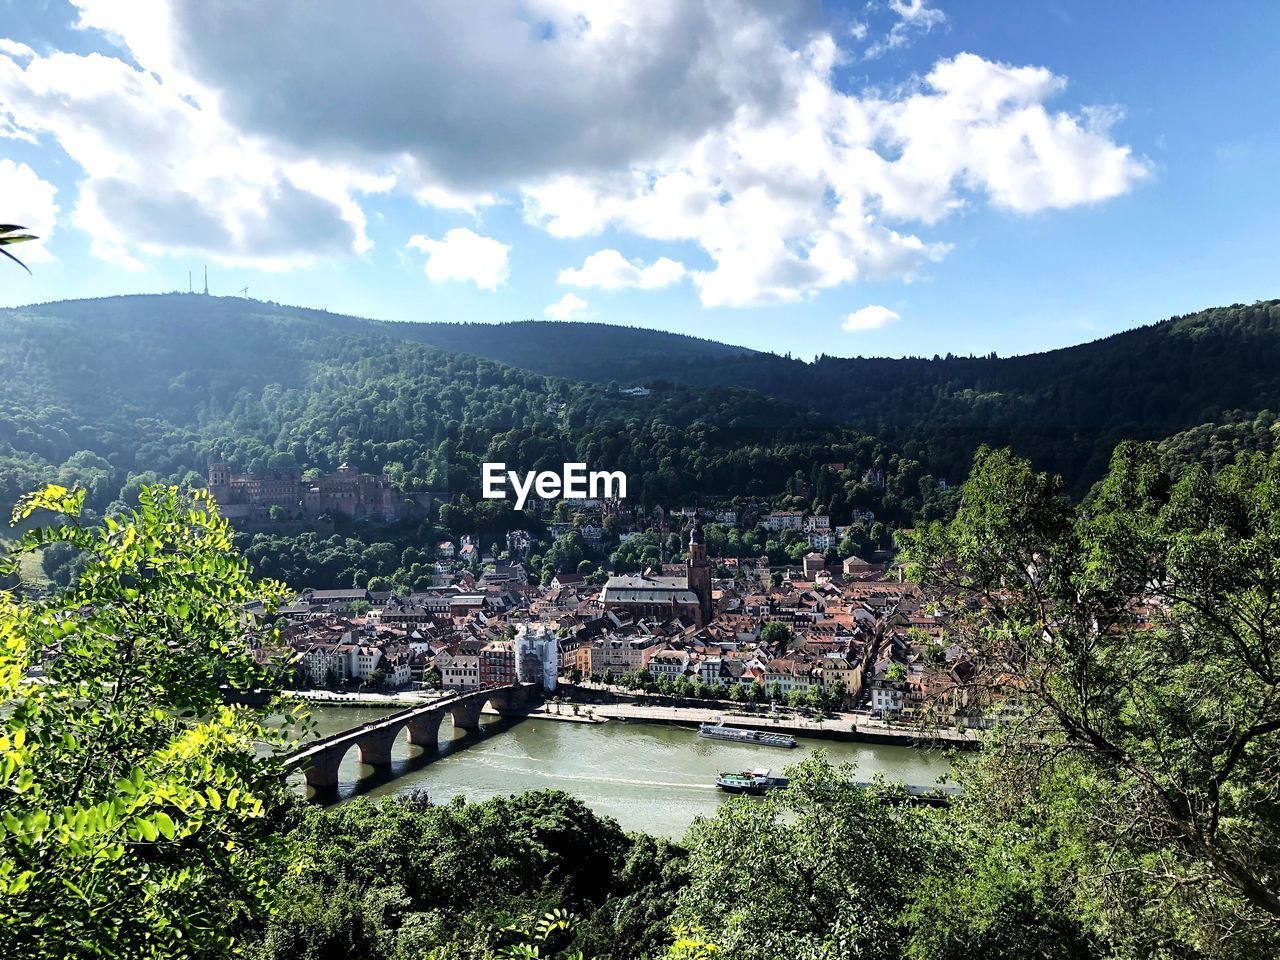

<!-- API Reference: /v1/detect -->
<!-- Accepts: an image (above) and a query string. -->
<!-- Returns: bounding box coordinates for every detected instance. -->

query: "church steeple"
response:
[686,513,712,627]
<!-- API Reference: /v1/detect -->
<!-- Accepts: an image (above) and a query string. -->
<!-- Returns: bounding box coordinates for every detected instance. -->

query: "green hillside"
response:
[385,302,1280,493]
[0,294,942,584]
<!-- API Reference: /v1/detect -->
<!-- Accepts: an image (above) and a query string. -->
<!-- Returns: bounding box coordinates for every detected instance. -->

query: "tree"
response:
[906,443,1280,953]
[0,223,38,273]
[678,754,941,960]
[0,484,304,958]
[759,621,791,651]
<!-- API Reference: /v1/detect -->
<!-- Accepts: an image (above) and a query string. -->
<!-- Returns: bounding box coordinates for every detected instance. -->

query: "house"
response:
[869,674,906,716]
[803,515,831,533]
[479,639,517,687]
[438,650,481,690]
[698,656,725,685]
[761,511,805,532]
[764,656,815,695]
[437,541,456,559]
[842,555,878,577]
[648,648,691,681]
[819,654,863,704]
[589,633,666,675]
[808,530,836,551]
[802,552,826,579]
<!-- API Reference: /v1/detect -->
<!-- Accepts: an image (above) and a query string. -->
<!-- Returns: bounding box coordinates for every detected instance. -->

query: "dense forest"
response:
[394,301,1280,493]
[0,295,945,587]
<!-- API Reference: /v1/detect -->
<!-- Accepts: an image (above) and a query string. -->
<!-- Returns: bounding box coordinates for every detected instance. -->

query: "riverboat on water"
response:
[698,720,796,748]
[714,768,789,795]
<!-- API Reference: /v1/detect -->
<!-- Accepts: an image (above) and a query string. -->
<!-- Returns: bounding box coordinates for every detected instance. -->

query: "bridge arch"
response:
[287,682,539,793]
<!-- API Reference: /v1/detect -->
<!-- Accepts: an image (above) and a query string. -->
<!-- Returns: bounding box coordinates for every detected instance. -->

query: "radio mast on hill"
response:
[203,265,208,295]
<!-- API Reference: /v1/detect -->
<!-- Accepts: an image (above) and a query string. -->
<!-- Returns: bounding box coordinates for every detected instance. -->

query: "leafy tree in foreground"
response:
[906,443,1280,956]
[678,753,942,960]
[0,484,304,959]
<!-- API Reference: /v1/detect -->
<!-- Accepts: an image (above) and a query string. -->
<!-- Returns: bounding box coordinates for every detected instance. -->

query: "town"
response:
[249,508,987,733]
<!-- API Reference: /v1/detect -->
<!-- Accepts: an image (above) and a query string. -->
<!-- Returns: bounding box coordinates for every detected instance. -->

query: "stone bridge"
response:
[284,682,538,790]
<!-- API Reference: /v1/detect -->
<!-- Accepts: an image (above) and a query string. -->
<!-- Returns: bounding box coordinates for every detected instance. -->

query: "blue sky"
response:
[1,1,1277,358]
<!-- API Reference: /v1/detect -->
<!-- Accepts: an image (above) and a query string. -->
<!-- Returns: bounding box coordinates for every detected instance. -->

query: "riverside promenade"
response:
[550,700,979,749]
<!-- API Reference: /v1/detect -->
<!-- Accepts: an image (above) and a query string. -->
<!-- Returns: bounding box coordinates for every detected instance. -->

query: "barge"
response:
[714,768,790,795]
[698,720,796,748]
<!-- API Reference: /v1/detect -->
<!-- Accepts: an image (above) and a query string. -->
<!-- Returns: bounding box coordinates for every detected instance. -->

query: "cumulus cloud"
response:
[0,0,1148,300]
[0,46,373,269]
[842,304,900,331]
[407,228,510,290]
[558,249,686,290]
[0,160,58,263]
[544,293,590,320]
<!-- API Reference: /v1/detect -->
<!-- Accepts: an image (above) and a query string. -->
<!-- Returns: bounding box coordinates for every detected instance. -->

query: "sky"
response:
[1,0,1278,359]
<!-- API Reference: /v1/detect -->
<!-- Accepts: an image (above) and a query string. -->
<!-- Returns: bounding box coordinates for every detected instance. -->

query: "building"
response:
[761,511,805,532]
[479,639,517,687]
[438,651,481,691]
[599,516,714,626]
[808,530,836,551]
[515,623,559,692]
[208,460,421,523]
[648,648,690,681]
[589,633,666,676]
[802,552,826,579]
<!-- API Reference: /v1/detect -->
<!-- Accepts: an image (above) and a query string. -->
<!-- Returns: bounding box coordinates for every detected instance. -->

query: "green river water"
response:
[297,705,956,838]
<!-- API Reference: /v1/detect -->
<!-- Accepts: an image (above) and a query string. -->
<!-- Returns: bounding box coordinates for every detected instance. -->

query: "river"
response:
[296,704,956,838]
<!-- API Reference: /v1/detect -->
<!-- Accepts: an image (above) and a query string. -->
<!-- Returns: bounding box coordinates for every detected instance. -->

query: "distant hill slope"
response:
[388,319,758,380]
[381,302,1280,493]
[6,294,1277,504]
[0,294,931,527]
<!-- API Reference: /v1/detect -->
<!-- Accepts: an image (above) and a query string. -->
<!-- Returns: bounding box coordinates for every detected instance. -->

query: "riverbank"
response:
[591,702,980,749]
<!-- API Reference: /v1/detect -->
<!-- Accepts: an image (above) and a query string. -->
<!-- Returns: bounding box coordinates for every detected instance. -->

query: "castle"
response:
[599,515,715,627]
[207,460,414,523]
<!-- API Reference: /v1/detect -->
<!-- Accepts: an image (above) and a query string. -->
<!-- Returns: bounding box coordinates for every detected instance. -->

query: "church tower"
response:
[686,514,713,627]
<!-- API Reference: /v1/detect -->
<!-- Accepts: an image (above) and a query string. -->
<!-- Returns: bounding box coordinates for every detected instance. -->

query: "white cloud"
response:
[1,1,1147,300]
[0,160,58,263]
[558,249,686,290]
[524,49,1147,306]
[0,47,371,270]
[544,292,590,320]
[863,0,946,60]
[842,304,900,331]
[407,228,510,290]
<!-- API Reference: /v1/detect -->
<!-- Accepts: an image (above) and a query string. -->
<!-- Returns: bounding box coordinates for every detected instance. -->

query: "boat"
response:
[698,720,796,748]
[714,768,790,795]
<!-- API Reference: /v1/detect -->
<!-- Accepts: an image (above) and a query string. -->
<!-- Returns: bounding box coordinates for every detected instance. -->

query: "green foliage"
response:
[0,224,38,274]
[0,484,305,959]
[906,442,1280,956]
[678,753,943,960]
[758,621,790,649]
[251,790,689,960]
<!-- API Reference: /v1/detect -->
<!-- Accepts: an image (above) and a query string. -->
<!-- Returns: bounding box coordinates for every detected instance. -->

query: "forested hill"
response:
[390,318,758,380]
[0,294,939,531]
[391,301,1280,493]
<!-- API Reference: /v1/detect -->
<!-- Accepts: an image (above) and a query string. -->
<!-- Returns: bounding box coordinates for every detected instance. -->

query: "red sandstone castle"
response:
[207,460,416,523]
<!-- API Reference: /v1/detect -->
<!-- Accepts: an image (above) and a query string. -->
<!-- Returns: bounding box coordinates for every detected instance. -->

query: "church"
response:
[600,515,714,627]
